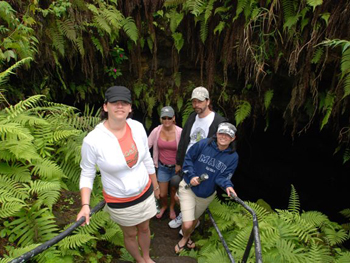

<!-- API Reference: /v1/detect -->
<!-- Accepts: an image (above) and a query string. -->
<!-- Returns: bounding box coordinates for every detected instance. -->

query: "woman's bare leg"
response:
[120,225,145,263]
[137,219,155,263]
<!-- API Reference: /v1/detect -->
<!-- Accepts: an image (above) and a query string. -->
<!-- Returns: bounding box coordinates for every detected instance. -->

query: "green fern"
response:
[7,206,59,246]
[235,100,251,126]
[168,9,184,33]
[264,89,274,110]
[304,242,333,263]
[29,180,61,210]
[335,251,350,263]
[320,92,335,130]
[288,184,300,214]
[0,57,33,86]
[0,163,31,182]
[122,17,138,43]
[323,225,348,246]
[201,247,231,263]
[172,32,184,53]
[341,48,350,98]
[233,0,249,22]
[57,234,96,250]
[339,208,350,219]
[31,159,66,180]
[311,46,324,64]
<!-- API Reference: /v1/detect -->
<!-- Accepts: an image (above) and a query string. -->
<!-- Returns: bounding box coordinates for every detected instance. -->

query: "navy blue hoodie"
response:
[182,138,238,198]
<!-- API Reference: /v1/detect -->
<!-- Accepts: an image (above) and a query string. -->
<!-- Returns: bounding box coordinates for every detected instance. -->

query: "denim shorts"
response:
[157,161,176,182]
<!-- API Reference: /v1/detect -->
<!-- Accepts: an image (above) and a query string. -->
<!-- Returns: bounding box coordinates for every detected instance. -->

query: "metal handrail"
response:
[9,200,106,263]
[10,196,263,263]
[207,194,263,263]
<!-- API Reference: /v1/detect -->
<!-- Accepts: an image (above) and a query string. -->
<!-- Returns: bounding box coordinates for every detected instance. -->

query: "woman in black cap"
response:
[77,86,159,263]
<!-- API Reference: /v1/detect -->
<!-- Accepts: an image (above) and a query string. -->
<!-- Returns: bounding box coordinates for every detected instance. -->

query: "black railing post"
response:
[231,195,263,263]
[206,208,236,263]
[9,200,106,263]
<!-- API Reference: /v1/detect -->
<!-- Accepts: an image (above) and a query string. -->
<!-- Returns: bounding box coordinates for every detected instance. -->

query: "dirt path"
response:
[149,213,197,263]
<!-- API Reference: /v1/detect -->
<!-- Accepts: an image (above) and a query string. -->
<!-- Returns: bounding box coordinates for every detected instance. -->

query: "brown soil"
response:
[150,213,198,263]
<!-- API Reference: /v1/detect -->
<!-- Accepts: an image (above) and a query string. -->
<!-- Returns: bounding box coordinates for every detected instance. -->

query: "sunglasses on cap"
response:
[161,117,173,120]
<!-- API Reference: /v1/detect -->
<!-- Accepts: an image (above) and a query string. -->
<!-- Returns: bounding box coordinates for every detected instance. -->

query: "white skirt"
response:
[104,193,157,226]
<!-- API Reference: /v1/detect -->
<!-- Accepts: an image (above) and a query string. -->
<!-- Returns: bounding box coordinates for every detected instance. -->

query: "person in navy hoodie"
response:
[174,122,238,253]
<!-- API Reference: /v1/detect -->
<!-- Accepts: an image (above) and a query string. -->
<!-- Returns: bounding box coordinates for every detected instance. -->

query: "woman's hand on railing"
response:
[77,205,90,226]
[226,187,237,198]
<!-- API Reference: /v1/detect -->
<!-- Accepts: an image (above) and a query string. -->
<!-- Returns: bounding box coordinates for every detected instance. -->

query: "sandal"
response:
[175,240,188,254]
[187,239,196,249]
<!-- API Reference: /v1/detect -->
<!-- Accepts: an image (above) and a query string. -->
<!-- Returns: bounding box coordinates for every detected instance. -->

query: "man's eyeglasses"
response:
[161,117,173,120]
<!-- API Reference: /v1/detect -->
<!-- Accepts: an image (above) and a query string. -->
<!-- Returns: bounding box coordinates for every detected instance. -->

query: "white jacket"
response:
[79,119,155,198]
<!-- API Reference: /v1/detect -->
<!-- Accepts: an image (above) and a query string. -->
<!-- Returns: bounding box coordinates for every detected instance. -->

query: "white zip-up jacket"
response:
[79,119,155,198]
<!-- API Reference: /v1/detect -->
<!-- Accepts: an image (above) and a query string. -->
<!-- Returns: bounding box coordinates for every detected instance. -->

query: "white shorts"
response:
[178,180,216,222]
[104,193,157,226]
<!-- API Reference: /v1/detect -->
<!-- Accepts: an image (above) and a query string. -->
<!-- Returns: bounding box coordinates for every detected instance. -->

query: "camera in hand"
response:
[185,173,209,189]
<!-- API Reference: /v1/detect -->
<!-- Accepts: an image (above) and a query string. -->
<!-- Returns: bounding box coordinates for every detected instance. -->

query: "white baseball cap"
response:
[217,122,237,138]
[191,87,209,101]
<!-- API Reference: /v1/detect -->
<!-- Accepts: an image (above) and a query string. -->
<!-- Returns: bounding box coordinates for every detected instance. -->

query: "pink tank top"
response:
[157,137,177,165]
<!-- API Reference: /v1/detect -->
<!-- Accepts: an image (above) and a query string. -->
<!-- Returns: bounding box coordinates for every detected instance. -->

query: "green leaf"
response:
[235,100,251,126]
[306,0,323,11]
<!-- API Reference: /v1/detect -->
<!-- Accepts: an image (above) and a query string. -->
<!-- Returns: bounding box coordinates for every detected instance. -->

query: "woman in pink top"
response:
[148,106,182,219]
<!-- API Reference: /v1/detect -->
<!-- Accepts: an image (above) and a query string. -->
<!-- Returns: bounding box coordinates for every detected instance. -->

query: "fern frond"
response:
[57,234,96,250]
[229,226,252,256]
[29,180,61,209]
[341,46,350,75]
[235,100,251,126]
[204,0,215,24]
[57,19,77,41]
[311,46,324,64]
[320,92,335,130]
[0,57,33,86]
[277,209,319,243]
[6,243,40,259]
[264,89,274,110]
[214,21,226,35]
[339,208,350,219]
[335,251,350,263]
[94,16,111,35]
[122,17,138,43]
[91,36,104,56]
[304,242,333,263]
[75,36,85,57]
[200,18,208,43]
[0,162,31,183]
[233,0,249,22]
[0,201,26,219]
[48,25,65,56]
[5,95,45,120]
[74,211,110,235]
[0,175,29,200]
[272,239,306,262]
[324,226,349,246]
[172,32,184,53]
[31,159,66,180]
[8,207,59,246]
[300,211,330,228]
[201,247,231,263]
[288,184,300,214]
[0,122,33,141]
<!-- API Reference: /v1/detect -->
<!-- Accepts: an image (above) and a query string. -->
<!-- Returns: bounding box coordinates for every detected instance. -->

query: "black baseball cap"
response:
[104,86,132,103]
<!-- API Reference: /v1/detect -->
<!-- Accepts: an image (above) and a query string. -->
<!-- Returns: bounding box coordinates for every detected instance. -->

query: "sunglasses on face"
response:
[161,117,173,120]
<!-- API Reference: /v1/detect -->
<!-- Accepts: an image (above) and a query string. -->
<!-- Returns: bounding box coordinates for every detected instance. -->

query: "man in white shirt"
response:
[169,86,226,229]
